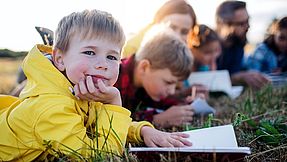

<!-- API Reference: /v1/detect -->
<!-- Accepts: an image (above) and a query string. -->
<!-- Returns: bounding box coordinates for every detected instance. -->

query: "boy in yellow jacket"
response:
[0,9,192,161]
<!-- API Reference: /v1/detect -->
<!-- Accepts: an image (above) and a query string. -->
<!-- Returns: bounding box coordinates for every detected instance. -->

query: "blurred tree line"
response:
[0,49,27,58]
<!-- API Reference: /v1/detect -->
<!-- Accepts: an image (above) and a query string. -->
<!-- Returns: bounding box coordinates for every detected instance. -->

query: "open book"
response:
[187,70,243,99]
[264,72,287,87]
[129,125,251,161]
[191,98,216,116]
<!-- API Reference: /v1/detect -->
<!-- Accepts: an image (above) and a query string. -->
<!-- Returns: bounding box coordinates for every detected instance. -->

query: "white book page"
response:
[188,70,232,92]
[188,70,243,99]
[183,125,238,148]
[191,98,216,115]
[228,86,244,99]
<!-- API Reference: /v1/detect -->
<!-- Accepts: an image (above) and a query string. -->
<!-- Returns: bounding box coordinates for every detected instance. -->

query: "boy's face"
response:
[141,67,178,101]
[54,34,122,87]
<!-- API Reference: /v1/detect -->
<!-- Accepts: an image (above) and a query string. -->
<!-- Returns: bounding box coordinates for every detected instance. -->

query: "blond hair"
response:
[136,28,193,80]
[54,9,125,53]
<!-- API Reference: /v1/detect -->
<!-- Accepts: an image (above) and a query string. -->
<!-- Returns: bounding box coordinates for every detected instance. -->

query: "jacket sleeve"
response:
[127,121,154,144]
[34,98,135,155]
[0,95,19,112]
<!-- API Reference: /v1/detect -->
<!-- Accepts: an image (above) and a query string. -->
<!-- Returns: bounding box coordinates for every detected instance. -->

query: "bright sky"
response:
[0,0,286,52]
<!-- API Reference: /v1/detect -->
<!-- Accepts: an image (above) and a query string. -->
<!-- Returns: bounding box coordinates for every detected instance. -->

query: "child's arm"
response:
[231,71,270,90]
[74,76,122,106]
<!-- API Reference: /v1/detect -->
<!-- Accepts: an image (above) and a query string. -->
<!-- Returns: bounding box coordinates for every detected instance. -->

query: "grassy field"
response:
[0,58,23,94]
[40,86,287,161]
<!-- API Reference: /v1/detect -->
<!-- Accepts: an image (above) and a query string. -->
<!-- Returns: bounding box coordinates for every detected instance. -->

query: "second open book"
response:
[187,70,244,99]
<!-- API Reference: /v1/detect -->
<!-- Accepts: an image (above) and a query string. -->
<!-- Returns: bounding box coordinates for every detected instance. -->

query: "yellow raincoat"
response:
[0,45,153,161]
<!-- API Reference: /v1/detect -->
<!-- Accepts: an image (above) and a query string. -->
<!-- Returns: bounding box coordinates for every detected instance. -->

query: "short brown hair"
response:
[54,9,125,53]
[216,0,246,25]
[136,29,193,80]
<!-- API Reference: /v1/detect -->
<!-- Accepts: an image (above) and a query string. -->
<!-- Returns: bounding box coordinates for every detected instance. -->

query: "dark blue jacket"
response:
[217,37,246,75]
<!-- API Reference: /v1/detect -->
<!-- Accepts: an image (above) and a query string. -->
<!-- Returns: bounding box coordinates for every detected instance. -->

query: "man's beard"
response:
[224,33,247,47]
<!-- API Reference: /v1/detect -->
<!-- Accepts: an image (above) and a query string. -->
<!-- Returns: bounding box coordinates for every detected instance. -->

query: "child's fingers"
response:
[76,79,97,101]
[168,138,184,147]
[86,76,97,93]
[176,138,192,147]
[97,79,108,93]
[183,106,195,113]
[170,133,192,146]
[156,139,174,147]
[73,84,80,99]
[164,135,187,147]
[145,140,158,147]
[78,79,88,94]
[78,92,96,101]
[74,84,90,100]
[172,132,189,138]
[78,94,92,101]
[183,116,193,123]
[184,109,194,116]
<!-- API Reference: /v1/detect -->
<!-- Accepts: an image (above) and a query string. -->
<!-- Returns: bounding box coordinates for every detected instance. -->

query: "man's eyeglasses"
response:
[227,19,249,27]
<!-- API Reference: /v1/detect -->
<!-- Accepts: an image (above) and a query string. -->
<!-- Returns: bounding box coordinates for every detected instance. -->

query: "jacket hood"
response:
[20,45,74,99]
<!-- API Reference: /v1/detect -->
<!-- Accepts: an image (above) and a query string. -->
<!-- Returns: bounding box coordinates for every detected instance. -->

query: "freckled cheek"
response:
[76,62,90,73]
[108,64,120,85]
[110,71,119,85]
[68,62,90,81]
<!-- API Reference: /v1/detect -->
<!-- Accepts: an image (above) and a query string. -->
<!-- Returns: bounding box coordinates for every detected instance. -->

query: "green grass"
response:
[40,85,286,162]
[204,85,287,162]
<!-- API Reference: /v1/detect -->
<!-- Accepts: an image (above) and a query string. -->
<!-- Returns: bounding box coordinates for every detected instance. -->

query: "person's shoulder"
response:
[25,94,76,114]
[256,43,269,50]
[6,95,76,125]
[253,43,273,56]
[122,24,153,57]
[128,24,153,41]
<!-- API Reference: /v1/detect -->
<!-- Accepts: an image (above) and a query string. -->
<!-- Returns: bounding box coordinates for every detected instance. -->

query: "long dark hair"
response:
[264,17,287,55]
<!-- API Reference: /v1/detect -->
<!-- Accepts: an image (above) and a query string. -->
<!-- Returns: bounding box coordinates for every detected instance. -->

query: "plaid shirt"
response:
[246,43,287,73]
[115,55,179,122]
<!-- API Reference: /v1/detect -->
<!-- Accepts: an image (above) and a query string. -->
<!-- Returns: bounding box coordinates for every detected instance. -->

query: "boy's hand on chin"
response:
[74,76,122,106]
